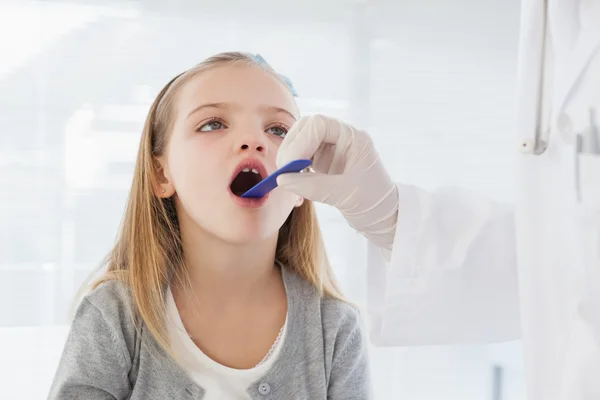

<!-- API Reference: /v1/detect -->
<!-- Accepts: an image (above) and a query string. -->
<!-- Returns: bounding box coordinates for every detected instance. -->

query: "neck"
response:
[177,215,280,307]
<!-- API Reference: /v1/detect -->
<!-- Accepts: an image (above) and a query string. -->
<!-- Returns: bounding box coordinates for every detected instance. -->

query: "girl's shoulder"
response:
[73,278,139,344]
[282,265,365,341]
[320,295,363,332]
[319,294,366,358]
[282,267,370,395]
[82,278,134,318]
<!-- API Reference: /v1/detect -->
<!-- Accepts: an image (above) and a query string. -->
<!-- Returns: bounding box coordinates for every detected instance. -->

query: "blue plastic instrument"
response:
[241,159,312,198]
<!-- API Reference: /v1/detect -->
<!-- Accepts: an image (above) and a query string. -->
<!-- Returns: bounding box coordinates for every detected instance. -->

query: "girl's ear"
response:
[154,157,175,198]
[295,196,304,208]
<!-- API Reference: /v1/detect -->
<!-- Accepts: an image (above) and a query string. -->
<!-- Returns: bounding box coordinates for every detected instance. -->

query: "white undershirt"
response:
[165,288,287,399]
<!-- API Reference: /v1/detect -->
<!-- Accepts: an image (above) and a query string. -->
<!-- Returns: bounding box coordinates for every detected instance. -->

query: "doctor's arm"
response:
[276,115,521,346]
[367,183,520,346]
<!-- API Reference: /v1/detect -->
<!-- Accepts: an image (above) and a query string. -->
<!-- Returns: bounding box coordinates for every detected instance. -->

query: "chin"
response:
[222,228,277,245]
[216,213,280,244]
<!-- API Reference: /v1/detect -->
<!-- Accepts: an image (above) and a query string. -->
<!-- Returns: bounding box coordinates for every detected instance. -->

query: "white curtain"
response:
[0,1,525,398]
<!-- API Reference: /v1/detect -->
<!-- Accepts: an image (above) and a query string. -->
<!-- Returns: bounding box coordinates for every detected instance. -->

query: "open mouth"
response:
[230,167,264,197]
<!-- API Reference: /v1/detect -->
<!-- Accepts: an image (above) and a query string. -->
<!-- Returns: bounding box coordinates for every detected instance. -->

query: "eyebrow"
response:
[186,102,297,121]
[186,103,227,120]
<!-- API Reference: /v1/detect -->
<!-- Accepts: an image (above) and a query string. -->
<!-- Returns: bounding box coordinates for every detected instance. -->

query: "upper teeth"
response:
[242,168,260,175]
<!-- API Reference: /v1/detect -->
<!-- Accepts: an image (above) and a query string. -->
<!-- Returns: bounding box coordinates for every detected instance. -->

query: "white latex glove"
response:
[276,115,399,251]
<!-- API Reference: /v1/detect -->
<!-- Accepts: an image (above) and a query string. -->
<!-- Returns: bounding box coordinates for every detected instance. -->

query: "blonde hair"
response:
[84,52,345,353]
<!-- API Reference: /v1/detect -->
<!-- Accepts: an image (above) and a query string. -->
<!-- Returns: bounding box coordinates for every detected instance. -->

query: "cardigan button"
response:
[258,382,271,395]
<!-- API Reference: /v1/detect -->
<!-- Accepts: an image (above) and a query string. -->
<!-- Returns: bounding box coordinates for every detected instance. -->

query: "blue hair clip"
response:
[250,53,298,97]
[278,74,298,97]
[250,53,268,66]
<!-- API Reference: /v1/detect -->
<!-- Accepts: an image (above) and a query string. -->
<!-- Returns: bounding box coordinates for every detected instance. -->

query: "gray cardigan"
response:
[48,265,372,399]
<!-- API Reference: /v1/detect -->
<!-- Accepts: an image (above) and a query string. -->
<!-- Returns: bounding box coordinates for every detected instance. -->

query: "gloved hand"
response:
[276,115,399,251]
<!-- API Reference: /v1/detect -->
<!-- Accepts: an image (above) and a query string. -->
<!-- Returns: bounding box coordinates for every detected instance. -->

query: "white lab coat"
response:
[366,1,600,399]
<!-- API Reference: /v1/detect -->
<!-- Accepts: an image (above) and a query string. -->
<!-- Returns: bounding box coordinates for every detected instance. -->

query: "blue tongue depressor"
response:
[241,159,312,198]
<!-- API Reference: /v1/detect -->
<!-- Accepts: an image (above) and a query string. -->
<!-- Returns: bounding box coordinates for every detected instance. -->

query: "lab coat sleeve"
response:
[367,183,521,346]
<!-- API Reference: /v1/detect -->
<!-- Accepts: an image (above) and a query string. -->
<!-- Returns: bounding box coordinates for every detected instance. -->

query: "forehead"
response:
[176,64,298,117]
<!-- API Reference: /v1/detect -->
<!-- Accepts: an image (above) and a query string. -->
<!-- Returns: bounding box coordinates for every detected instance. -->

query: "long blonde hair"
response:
[85,52,345,352]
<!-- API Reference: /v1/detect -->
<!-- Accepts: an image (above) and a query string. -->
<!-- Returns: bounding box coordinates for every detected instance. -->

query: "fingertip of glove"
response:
[276,172,309,188]
[276,173,293,186]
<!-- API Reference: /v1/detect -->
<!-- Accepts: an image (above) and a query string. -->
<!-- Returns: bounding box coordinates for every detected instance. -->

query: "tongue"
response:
[230,171,262,196]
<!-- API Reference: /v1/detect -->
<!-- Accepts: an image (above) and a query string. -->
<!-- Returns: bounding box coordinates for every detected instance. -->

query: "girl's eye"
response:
[267,125,288,138]
[198,119,226,132]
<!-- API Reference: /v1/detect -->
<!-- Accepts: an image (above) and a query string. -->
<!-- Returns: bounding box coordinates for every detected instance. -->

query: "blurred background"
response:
[0,0,525,398]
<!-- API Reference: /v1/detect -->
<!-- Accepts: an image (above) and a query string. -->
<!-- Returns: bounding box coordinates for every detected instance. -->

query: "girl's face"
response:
[157,64,303,244]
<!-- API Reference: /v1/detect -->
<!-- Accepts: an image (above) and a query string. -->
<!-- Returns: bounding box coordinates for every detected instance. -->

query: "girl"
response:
[49,52,371,399]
